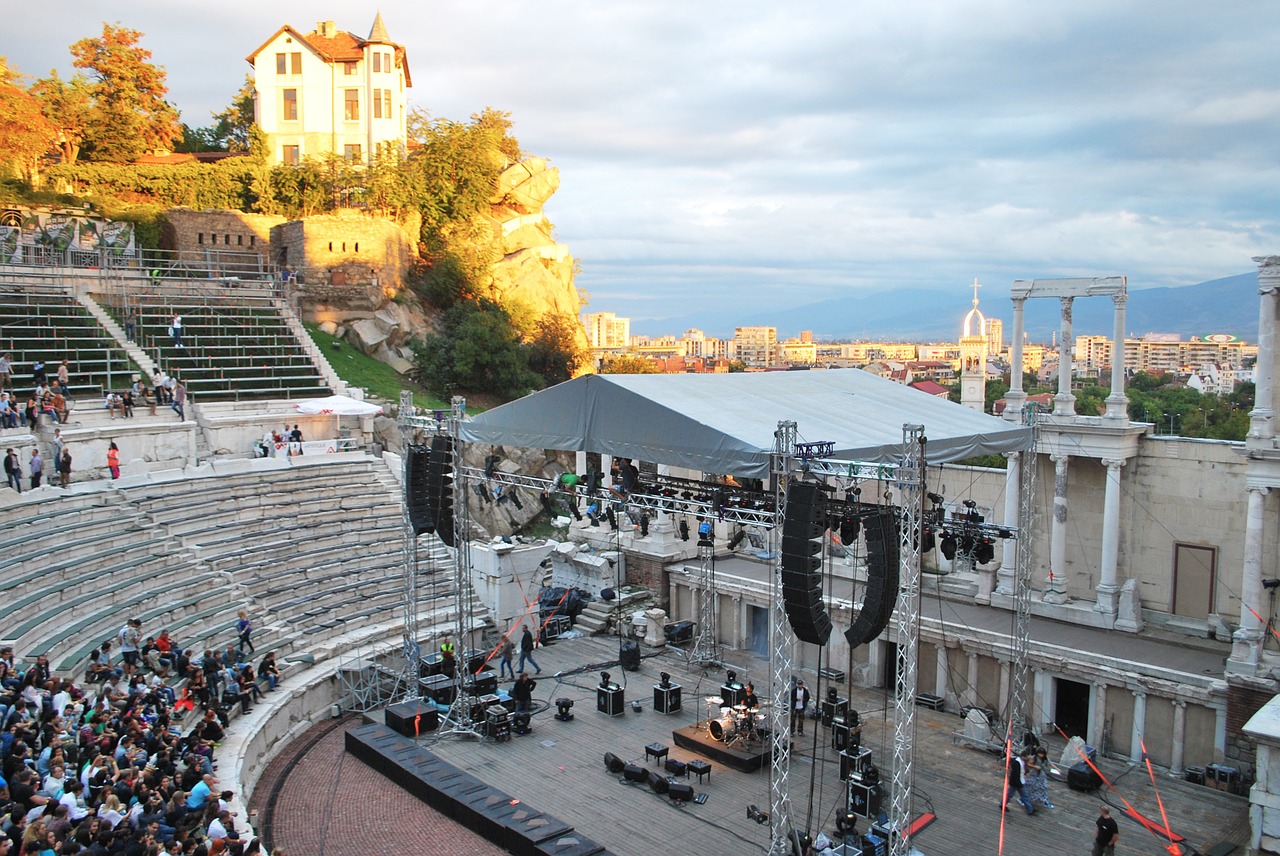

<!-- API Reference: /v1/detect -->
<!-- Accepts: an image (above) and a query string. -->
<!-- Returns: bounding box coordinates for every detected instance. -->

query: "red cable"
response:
[997,725,1012,856]
[1140,737,1183,856]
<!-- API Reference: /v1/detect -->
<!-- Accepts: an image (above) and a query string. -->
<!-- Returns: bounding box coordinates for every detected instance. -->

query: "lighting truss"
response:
[1008,405,1041,742]
[768,421,798,855]
[688,541,719,666]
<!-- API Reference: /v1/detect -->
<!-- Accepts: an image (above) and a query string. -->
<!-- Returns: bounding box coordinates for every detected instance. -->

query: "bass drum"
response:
[709,714,737,741]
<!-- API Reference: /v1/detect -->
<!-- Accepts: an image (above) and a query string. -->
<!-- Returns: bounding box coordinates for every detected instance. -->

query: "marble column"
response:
[964,652,979,707]
[936,645,950,708]
[1229,486,1270,672]
[1096,458,1125,613]
[1170,700,1187,775]
[1089,681,1107,750]
[1046,454,1070,603]
[1054,297,1077,417]
[998,660,1010,717]
[996,451,1021,596]
[1104,293,1129,421]
[1247,256,1279,446]
[1130,690,1147,764]
[1005,297,1027,422]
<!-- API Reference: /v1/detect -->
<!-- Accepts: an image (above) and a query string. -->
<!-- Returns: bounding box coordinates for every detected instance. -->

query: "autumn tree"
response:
[601,355,661,374]
[526,312,589,387]
[30,70,94,164]
[71,23,179,161]
[179,74,255,153]
[0,58,57,182]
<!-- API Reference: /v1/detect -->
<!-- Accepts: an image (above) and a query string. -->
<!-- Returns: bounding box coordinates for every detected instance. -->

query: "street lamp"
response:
[1168,413,1180,435]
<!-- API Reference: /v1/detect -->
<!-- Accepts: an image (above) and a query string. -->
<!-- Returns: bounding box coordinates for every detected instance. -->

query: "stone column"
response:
[998,660,1010,716]
[996,451,1021,597]
[1005,297,1027,422]
[1105,293,1129,421]
[1130,690,1147,764]
[1170,700,1187,775]
[964,652,979,707]
[1054,297,1076,417]
[1090,681,1107,749]
[1248,256,1280,446]
[1096,458,1126,614]
[935,645,950,707]
[1046,454,1070,603]
[1229,486,1270,672]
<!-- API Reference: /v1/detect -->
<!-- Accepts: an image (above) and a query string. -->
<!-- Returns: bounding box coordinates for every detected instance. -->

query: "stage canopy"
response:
[460,371,1031,479]
[294,394,384,416]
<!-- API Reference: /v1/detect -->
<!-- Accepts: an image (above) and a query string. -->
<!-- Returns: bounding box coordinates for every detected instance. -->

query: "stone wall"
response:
[1228,679,1276,770]
[270,210,421,317]
[626,554,667,603]
[162,208,285,261]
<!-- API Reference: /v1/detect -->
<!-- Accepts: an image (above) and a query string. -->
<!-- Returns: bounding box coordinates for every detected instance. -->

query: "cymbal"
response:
[705,696,724,704]
[733,703,748,711]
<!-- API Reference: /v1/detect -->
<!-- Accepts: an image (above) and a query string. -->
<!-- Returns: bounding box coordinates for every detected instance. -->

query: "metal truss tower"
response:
[768,421,798,855]
[888,425,925,856]
[398,390,421,665]
[688,542,719,665]
[1008,405,1041,742]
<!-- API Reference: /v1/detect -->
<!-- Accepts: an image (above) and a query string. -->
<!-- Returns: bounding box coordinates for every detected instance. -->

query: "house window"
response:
[276,53,287,74]
[282,89,297,121]
[225,234,230,245]
[344,90,359,121]
[344,61,357,75]
[373,89,382,119]
[383,90,391,120]
[197,233,204,245]
[210,234,217,245]
[237,235,243,246]
[343,144,362,162]
[250,236,256,247]
[386,52,392,71]
[291,53,301,74]
[282,145,300,165]
[372,53,381,73]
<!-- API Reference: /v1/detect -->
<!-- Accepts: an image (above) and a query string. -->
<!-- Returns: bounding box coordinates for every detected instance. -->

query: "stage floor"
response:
[374,634,1249,855]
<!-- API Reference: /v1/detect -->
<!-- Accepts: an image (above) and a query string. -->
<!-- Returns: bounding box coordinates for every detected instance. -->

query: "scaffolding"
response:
[768,421,798,854]
[1008,404,1041,742]
[688,541,719,666]
[336,641,405,712]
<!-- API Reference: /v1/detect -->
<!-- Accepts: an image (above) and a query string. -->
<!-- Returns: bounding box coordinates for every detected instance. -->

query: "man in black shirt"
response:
[1092,804,1119,856]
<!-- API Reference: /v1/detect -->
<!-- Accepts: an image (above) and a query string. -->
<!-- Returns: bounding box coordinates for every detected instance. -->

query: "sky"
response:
[6,1,1280,333]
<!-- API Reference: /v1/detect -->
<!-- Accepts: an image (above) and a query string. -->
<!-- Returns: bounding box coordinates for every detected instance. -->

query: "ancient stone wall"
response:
[161,208,285,260]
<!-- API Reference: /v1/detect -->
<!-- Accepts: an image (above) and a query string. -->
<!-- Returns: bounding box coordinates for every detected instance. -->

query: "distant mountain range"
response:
[642,272,1260,342]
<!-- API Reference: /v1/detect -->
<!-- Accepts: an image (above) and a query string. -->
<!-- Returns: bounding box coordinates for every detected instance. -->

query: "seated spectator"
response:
[105,393,123,419]
[0,393,15,428]
[236,668,261,713]
[258,653,280,692]
[118,389,133,419]
[184,774,216,812]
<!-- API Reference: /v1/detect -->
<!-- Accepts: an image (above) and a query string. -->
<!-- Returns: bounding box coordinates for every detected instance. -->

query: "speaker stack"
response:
[844,507,900,648]
[781,482,833,645]
[425,436,456,547]
[405,444,434,536]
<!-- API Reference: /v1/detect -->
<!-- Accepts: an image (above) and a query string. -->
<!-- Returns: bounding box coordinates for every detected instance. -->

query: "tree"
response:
[601,355,660,374]
[0,59,56,182]
[70,23,179,161]
[471,107,523,163]
[414,300,541,400]
[30,70,94,163]
[210,75,254,153]
[526,312,588,387]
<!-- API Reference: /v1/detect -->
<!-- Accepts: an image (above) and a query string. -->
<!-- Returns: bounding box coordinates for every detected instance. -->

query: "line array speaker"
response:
[844,507,900,648]
[781,481,833,645]
[426,435,456,547]
[405,444,434,535]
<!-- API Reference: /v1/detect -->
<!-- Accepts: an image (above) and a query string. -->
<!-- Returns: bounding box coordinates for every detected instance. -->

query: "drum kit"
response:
[704,696,770,746]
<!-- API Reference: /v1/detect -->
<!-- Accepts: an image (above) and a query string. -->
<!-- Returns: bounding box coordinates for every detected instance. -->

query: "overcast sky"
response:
[7,1,1279,331]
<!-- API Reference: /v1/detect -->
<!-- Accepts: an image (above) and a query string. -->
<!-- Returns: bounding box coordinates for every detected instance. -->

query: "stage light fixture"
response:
[927,492,945,505]
[555,698,575,721]
[963,499,977,509]
[697,520,714,547]
[725,670,737,683]
[484,454,500,478]
[974,538,995,565]
[1266,578,1280,590]
[659,672,671,688]
[940,531,957,561]
[678,519,689,541]
[600,672,612,688]
[747,804,769,825]
[512,712,532,734]
[727,529,745,550]
[606,507,618,530]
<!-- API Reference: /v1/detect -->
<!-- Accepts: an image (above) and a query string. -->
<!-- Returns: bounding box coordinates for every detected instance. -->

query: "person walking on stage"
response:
[498,636,516,680]
[518,626,541,675]
[512,673,536,713]
[790,679,811,736]
[1003,749,1035,815]
[1092,805,1118,856]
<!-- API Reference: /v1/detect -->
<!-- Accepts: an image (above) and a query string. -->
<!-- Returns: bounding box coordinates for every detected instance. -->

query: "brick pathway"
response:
[250,715,507,855]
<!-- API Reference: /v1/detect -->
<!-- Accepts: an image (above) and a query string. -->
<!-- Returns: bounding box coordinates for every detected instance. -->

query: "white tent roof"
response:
[461,371,1030,478]
[294,395,384,416]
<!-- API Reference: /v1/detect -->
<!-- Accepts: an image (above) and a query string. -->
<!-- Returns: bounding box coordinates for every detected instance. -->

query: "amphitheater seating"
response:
[0,455,468,686]
[0,285,135,400]
[97,287,331,401]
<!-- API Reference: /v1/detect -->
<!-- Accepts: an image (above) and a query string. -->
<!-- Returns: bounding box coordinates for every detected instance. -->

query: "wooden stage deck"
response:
[380,635,1249,855]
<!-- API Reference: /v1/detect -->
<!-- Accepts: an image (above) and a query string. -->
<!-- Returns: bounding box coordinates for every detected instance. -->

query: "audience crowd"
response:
[0,617,286,856]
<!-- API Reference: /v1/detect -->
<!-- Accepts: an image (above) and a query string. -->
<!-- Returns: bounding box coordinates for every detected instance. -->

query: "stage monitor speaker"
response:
[647,770,670,795]
[668,782,695,802]
[623,763,648,783]
[844,507,901,648]
[426,436,456,547]
[619,640,641,671]
[405,444,435,535]
[781,481,832,645]
[604,752,625,774]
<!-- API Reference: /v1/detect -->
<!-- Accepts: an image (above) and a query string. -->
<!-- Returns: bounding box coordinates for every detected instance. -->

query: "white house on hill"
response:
[247,14,411,167]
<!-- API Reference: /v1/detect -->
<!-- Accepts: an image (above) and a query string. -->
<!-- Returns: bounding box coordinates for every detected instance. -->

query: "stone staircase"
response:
[575,586,656,635]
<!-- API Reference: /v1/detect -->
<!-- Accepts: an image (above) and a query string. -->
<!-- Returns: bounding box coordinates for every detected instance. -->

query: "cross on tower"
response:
[971,277,981,308]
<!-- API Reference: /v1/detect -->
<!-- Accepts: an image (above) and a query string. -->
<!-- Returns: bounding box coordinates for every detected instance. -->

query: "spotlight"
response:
[600,672,612,688]
[555,698,575,721]
[697,520,713,547]
[484,454,500,478]
[678,519,689,541]
[509,492,524,510]
[512,712,532,734]
[839,516,860,545]
[963,499,977,509]
[747,804,769,825]
[974,538,995,565]
[927,492,945,505]
[727,529,745,550]
[659,672,671,688]
[940,531,957,561]
[630,700,642,713]
[1265,579,1280,590]
[725,670,737,683]
[606,507,618,530]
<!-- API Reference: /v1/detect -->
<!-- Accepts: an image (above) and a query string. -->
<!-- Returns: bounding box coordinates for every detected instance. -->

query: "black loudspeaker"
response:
[604,752,625,774]
[405,444,435,535]
[668,782,695,802]
[426,436,455,547]
[647,770,669,795]
[1067,761,1103,791]
[623,763,647,783]
[619,641,641,671]
[781,482,833,645]
[845,507,900,648]
[385,701,439,736]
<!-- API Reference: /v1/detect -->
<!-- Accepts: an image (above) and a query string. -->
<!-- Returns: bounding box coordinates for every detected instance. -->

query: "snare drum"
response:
[709,713,737,741]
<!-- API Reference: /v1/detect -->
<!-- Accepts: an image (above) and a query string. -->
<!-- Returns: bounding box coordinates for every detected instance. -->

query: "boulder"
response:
[346,318,389,355]
[492,158,561,214]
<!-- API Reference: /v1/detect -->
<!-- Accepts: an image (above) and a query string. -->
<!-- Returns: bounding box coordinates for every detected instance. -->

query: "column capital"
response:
[1130,688,1146,699]
[1172,699,1186,710]
[1101,457,1127,469]
[1111,292,1128,307]
[1248,485,1272,497]
[1050,453,1070,466]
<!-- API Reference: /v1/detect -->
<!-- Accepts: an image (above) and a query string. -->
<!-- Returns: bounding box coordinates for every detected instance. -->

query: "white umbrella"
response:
[293,395,384,416]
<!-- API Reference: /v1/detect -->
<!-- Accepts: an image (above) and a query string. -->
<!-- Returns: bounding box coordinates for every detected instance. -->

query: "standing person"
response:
[51,428,64,470]
[172,380,186,421]
[170,315,183,347]
[518,626,541,675]
[235,610,254,655]
[289,424,303,442]
[1003,749,1035,815]
[119,618,141,677]
[790,679,811,736]
[498,636,516,680]
[1092,805,1119,856]
[0,352,10,392]
[58,447,72,488]
[29,448,42,489]
[107,442,120,480]
[124,311,137,342]
[56,360,69,392]
[1026,746,1054,809]
[4,448,21,493]
[511,673,536,714]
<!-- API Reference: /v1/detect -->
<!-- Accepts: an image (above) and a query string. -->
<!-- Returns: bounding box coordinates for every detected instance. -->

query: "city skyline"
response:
[7,1,1279,324]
